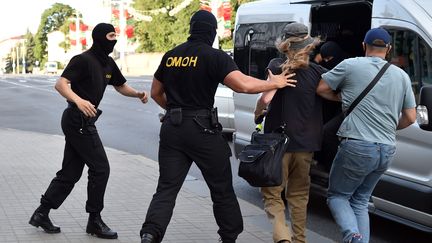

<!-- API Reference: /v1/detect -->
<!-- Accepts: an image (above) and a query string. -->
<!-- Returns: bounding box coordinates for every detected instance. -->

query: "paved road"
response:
[0,74,431,242]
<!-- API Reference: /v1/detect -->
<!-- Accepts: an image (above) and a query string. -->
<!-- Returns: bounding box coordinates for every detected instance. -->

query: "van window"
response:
[234,22,287,79]
[387,29,432,102]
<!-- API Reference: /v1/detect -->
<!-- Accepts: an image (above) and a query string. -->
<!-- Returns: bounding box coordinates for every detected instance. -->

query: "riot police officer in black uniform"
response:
[139,10,296,243]
[29,23,148,239]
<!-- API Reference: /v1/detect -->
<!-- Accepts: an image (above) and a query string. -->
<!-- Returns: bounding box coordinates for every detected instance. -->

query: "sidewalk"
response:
[0,128,334,243]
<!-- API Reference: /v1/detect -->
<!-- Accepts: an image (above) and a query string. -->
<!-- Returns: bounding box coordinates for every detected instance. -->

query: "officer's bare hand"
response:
[76,99,97,117]
[137,91,148,104]
[268,70,297,88]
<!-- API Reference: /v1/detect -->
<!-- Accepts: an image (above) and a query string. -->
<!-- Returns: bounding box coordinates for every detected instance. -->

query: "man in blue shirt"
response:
[317,28,416,243]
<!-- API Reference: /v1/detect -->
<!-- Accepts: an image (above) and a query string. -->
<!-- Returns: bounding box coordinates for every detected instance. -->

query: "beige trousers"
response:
[261,152,313,243]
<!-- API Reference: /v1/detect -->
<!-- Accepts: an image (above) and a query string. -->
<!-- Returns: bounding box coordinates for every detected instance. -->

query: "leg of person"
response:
[67,131,118,239]
[41,140,86,208]
[285,152,313,243]
[140,139,193,243]
[192,134,243,243]
[349,143,395,243]
[327,140,380,243]
[29,135,86,233]
[261,153,292,243]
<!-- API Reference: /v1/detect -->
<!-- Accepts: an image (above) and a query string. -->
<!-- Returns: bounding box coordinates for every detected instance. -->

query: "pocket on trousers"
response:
[339,145,372,180]
[341,141,376,158]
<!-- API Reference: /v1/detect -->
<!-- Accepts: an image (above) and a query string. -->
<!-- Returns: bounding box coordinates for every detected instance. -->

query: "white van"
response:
[232,0,432,233]
[44,61,58,74]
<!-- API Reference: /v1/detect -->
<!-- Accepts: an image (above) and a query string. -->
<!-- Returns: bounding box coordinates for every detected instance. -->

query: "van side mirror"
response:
[417,86,432,131]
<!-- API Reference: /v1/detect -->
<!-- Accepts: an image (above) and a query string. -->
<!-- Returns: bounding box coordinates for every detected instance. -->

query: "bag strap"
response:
[345,62,391,116]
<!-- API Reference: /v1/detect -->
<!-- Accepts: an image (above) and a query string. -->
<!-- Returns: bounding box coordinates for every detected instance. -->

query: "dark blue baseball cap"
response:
[364,28,391,47]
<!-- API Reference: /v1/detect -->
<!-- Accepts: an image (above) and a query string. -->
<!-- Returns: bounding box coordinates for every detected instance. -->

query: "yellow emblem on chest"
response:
[105,74,112,79]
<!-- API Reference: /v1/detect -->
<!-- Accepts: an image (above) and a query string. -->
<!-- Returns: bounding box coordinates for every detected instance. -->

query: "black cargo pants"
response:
[141,113,243,243]
[40,106,109,213]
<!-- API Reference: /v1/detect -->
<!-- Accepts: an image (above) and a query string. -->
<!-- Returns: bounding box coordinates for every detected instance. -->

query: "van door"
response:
[233,2,312,156]
[370,0,432,228]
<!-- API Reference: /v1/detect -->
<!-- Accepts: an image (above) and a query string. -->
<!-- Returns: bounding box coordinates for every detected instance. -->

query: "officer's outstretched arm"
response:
[224,70,296,94]
[151,77,167,109]
[113,83,148,103]
[54,77,97,117]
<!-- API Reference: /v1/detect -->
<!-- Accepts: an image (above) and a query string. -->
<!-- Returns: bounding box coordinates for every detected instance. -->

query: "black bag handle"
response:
[345,62,391,116]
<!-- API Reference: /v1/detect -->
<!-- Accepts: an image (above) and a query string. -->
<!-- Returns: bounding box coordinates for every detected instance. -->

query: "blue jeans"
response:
[327,139,396,243]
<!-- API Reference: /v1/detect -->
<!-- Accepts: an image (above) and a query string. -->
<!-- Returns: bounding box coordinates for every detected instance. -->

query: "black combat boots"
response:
[29,207,61,233]
[86,214,118,239]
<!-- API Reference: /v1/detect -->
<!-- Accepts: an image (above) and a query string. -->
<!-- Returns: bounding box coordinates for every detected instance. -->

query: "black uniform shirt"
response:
[154,40,238,110]
[61,50,126,107]
[264,58,326,152]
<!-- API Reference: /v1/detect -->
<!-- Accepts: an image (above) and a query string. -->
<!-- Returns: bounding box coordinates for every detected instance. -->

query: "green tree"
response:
[34,3,74,63]
[24,30,37,73]
[133,0,200,52]
[4,53,13,73]
[132,0,255,51]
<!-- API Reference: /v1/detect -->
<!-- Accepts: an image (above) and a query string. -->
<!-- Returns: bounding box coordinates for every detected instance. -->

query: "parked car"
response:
[215,84,235,138]
[232,0,432,233]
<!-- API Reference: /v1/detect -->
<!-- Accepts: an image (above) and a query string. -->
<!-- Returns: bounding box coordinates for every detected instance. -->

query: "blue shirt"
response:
[322,56,416,145]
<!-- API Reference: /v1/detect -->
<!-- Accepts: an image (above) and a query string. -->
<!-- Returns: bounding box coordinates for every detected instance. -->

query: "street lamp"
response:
[11,47,16,74]
[22,40,26,74]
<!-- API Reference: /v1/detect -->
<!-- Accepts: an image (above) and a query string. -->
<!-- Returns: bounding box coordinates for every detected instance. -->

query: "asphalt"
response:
[0,128,335,243]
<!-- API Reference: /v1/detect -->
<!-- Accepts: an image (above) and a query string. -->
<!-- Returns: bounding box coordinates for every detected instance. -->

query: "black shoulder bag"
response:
[238,127,289,187]
[238,89,290,187]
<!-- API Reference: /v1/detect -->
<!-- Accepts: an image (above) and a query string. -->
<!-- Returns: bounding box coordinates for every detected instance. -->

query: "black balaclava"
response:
[319,41,346,69]
[89,23,117,65]
[187,10,217,46]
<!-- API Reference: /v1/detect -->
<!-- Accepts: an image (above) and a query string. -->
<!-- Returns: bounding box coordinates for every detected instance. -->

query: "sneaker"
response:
[349,233,362,243]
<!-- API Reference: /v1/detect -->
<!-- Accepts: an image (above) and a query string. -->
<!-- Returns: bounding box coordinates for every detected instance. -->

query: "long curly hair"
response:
[275,36,318,73]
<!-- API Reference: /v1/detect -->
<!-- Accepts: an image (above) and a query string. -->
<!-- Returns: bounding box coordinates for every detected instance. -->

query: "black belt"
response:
[340,137,361,141]
[169,109,211,118]
[67,102,99,111]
